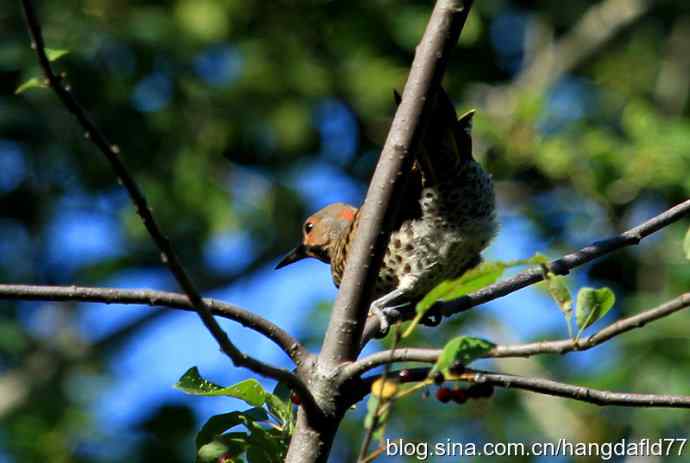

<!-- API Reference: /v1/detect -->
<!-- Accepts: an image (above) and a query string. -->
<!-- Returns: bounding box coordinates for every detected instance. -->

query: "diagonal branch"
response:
[362,198,690,341]
[286,2,477,461]
[517,0,649,91]
[0,284,309,363]
[345,292,690,379]
[319,0,475,367]
[18,0,317,415]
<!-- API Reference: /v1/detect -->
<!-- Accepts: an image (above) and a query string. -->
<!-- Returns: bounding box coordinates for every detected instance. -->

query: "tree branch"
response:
[490,292,690,358]
[362,198,690,341]
[0,283,309,364]
[319,0,475,367]
[464,369,690,408]
[346,293,690,379]
[286,1,476,461]
[355,367,690,409]
[518,0,649,91]
[19,0,318,416]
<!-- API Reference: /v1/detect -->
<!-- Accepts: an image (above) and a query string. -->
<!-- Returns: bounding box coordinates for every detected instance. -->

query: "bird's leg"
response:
[369,288,411,334]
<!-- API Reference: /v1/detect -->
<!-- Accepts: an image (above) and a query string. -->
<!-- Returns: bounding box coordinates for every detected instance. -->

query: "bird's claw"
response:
[369,301,411,337]
[369,301,390,336]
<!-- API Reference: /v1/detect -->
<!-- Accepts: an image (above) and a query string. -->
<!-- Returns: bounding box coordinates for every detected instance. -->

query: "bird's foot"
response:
[369,289,410,336]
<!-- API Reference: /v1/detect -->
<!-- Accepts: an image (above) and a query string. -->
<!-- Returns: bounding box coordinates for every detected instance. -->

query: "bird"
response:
[275,87,497,333]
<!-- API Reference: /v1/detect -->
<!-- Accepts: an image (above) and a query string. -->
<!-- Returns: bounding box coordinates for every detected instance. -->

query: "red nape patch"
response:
[339,208,356,221]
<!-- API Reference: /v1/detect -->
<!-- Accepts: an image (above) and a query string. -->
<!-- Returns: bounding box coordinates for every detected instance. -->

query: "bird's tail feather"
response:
[393,87,475,186]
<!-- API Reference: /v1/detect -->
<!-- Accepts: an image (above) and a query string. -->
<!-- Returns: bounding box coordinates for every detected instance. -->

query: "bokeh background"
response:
[1,0,690,461]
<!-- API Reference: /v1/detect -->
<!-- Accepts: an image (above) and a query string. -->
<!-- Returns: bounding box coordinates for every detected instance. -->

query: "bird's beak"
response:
[275,244,308,269]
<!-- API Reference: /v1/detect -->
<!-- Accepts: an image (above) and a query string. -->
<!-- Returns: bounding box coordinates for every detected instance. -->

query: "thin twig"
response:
[0,284,309,364]
[490,292,690,358]
[355,367,690,409]
[18,0,317,416]
[357,326,401,462]
[361,198,690,341]
[346,293,690,379]
[464,369,690,408]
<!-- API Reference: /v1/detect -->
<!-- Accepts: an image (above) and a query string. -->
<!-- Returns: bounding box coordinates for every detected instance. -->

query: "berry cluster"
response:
[435,383,494,404]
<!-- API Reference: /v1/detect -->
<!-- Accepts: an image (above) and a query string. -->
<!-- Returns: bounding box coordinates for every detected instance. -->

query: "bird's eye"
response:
[304,222,314,234]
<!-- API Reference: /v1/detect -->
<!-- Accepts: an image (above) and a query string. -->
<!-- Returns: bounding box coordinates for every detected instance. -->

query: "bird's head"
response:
[275,202,357,269]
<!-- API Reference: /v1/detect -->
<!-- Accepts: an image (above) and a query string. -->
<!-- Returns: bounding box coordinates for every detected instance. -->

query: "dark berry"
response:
[451,388,467,404]
[399,369,412,381]
[449,363,465,375]
[433,372,445,385]
[436,387,452,403]
[290,391,302,405]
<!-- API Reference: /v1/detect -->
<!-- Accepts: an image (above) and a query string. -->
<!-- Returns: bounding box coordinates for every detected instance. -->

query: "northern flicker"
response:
[276,87,497,332]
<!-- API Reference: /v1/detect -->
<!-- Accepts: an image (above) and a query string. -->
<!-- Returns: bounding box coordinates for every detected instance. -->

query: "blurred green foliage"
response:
[2,0,690,462]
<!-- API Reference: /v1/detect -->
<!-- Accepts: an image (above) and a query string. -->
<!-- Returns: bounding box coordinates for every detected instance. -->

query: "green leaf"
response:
[272,381,291,403]
[683,227,690,261]
[404,254,550,337]
[15,49,69,95]
[523,253,549,266]
[546,275,572,316]
[174,367,266,406]
[364,394,389,432]
[246,425,285,462]
[196,410,280,462]
[543,272,573,336]
[265,383,293,433]
[430,336,495,377]
[416,262,506,315]
[45,48,69,62]
[15,77,46,94]
[196,412,246,451]
[363,395,379,430]
[575,287,616,334]
[265,393,289,427]
[265,383,294,433]
[197,433,247,463]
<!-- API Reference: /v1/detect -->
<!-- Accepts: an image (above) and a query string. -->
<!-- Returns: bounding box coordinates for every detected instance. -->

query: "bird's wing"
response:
[391,90,424,227]
[416,86,475,186]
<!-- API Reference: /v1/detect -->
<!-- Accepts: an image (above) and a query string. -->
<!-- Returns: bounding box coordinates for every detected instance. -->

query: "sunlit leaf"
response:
[575,287,616,334]
[683,227,690,261]
[265,395,288,427]
[430,336,495,377]
[542,271,573,336]
[415,262,505,316]
[45,48,69,62]
[15,77,45,94]
[404,254,548,337]
[174,367,266,406]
